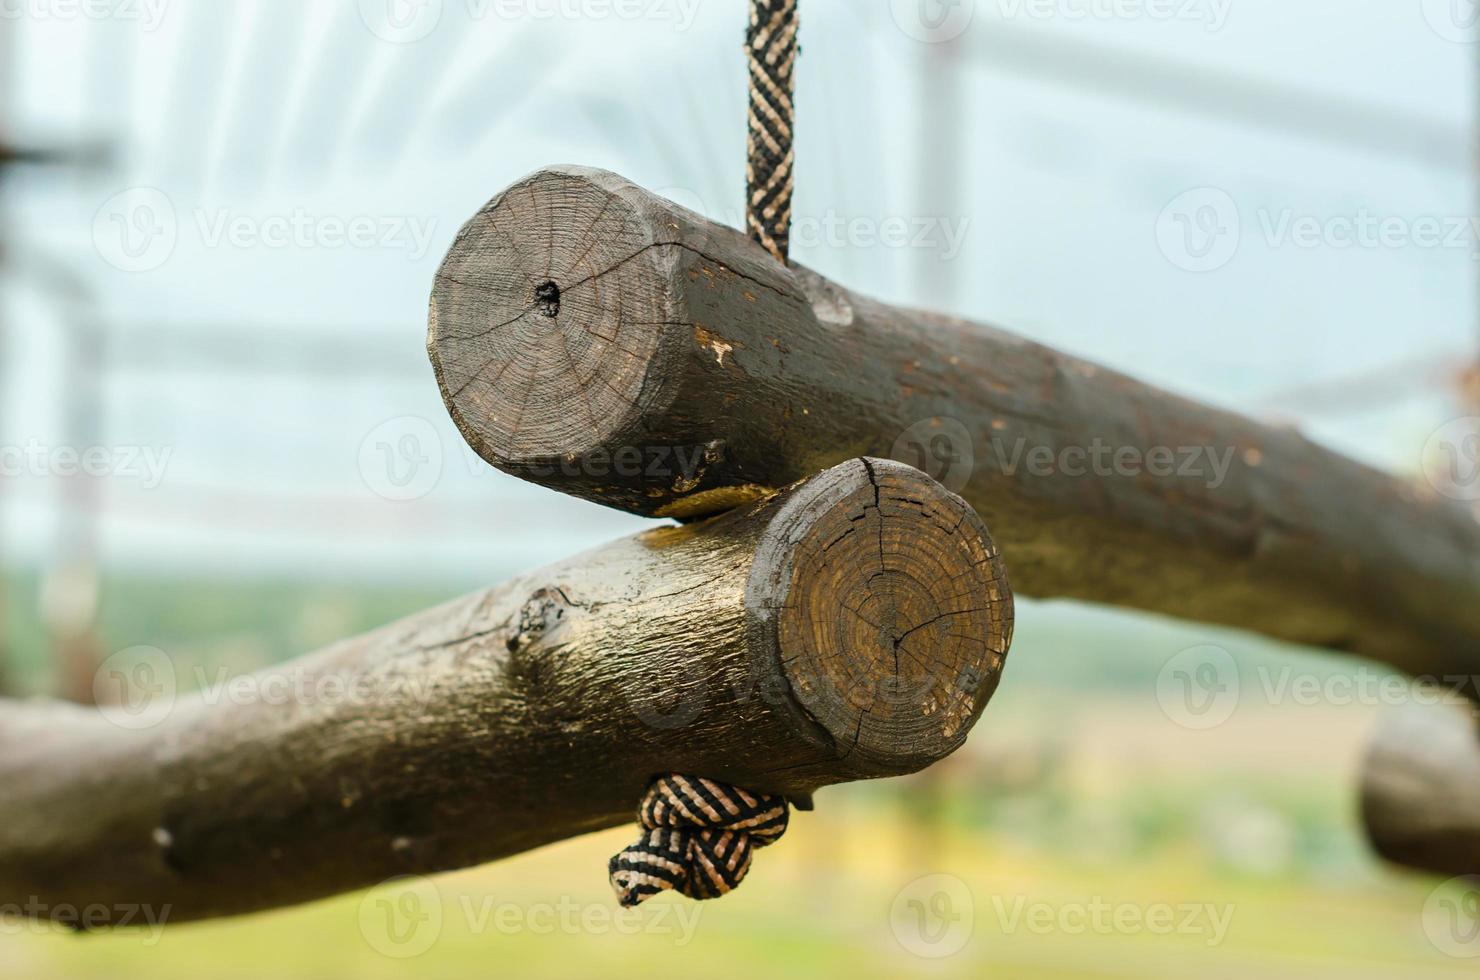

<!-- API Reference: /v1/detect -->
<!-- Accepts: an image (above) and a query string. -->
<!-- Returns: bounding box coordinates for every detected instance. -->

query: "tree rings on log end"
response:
[428,167,680,468]
[747,458,1014,776]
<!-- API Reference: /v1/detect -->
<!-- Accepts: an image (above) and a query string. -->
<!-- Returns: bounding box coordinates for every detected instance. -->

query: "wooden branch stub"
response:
[428,165,1480,679]
[1361,699,1480,877]
[0,459,1011,924]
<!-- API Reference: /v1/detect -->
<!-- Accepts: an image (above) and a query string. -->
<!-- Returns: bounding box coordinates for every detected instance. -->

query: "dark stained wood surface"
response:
[0,459,1011,923]
[430,165,1480,680]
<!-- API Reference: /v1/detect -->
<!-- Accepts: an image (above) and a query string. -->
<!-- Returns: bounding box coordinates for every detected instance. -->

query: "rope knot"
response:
[608,774,789,907]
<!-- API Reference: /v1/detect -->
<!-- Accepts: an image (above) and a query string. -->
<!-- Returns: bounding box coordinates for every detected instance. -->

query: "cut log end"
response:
[428,166,679,467]
[1361,699,1480,877]
[752,458,1013,775]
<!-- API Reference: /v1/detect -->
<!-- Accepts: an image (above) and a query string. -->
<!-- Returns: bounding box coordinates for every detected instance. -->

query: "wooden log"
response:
[1361,698,1480,877]
[428,165,1480,679]
[0,458,1012,924]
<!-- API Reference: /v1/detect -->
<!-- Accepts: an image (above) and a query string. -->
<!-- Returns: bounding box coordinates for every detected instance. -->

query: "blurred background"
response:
[2,1,1478,976]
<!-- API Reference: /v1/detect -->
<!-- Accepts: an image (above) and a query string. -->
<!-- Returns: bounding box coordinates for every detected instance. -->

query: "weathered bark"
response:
[1361,699,1480,877]
[428,165,1480,678]
[0,458,1012,924]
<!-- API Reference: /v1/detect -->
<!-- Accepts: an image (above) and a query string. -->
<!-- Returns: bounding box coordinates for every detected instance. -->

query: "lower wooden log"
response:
[1361,698,1480,877]
[0,458,1012,924]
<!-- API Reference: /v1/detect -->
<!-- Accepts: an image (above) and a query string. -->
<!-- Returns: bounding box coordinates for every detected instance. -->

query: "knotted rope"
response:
[746,0,798,263]
[608,774,790,906]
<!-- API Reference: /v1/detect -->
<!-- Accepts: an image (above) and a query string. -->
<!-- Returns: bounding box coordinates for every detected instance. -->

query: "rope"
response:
[746,0,798,263]
[605,4,803,907]
[608,774,790,906]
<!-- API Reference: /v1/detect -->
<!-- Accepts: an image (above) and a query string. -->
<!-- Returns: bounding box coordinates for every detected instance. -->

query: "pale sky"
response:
[2,0,1474,582]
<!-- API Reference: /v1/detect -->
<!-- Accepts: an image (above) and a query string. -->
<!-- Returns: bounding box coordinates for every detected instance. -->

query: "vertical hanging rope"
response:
[746,0,798,263]
[607,4,802,906]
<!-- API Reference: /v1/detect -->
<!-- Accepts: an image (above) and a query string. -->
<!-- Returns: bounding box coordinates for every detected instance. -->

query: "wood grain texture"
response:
[429,165,1480,679]
[0,459,1011,924]
[1361,699,1480,877]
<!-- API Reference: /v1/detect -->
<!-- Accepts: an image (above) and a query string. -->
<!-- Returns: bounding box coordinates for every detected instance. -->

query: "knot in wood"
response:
[507,588,568,654]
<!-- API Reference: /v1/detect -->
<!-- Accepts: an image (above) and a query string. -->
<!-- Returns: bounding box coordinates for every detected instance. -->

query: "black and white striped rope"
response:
[608,774,790,906]
[746,0,798,263]
[604,5,804,906]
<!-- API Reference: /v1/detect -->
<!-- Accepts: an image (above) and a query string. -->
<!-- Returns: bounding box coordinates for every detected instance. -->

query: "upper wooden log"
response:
[0,458,1011,924]
[428,165,1480,680]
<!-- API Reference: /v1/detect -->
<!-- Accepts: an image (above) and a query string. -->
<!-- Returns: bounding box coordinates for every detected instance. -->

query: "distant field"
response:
[6,787,1469,979]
